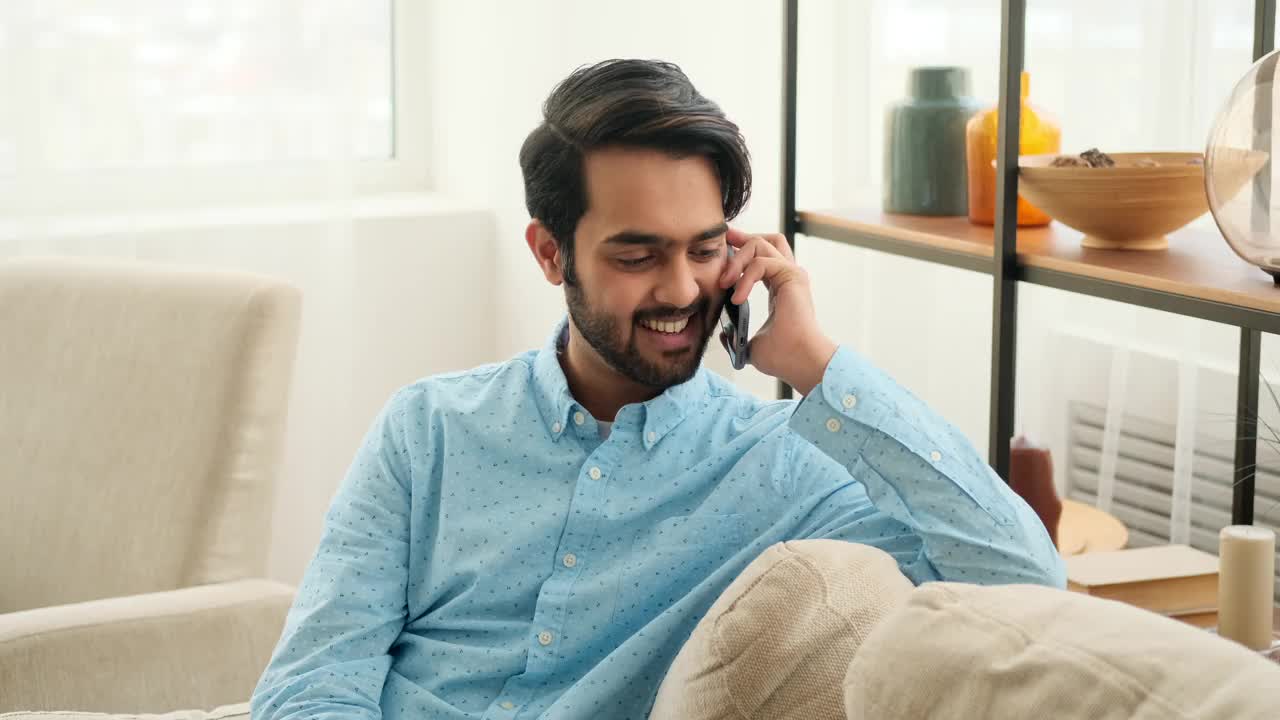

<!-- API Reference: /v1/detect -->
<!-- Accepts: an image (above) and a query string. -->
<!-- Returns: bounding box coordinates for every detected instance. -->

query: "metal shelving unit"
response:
[780,0,1278,525]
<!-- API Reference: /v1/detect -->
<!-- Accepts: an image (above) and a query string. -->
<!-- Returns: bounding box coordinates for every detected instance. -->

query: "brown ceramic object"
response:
[1009,435,1061,547]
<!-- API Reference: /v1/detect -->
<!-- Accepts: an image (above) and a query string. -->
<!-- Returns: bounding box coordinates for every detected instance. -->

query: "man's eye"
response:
[618,256,653,268]
[692,248,722,260]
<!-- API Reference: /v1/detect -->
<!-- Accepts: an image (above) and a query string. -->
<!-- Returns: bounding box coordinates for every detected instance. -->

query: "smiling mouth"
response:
[637,316,691,334]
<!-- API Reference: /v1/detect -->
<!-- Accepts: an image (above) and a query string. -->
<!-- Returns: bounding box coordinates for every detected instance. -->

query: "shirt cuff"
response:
[789,345,888,462]
[789,344,1014,525]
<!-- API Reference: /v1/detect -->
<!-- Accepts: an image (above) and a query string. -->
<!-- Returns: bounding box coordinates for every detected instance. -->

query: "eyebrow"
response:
[603,222,729,247]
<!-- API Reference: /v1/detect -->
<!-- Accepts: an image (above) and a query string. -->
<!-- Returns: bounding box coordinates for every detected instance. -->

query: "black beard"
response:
[564,283,717,389]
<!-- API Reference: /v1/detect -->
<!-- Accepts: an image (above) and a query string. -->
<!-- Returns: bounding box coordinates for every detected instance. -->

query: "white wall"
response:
[2,197,498,584]
[429,0,793,400]
[422,0,1018,454]
[428,0,1280,481]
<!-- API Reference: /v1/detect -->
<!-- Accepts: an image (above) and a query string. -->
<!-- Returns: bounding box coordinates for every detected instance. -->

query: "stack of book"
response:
[1065,544,1220,627]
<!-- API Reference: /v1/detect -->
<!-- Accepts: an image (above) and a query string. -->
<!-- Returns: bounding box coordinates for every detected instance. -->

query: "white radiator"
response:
[1047,330,1280,603]
[1065,400,1280,602]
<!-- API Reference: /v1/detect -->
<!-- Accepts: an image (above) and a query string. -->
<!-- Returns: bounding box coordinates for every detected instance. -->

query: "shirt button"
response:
[647,431,657,443]
[843,393,858,409]
[589,466,602,480]
[930,450,942,462]
[538,630,554,646]
[826,417,842,433]
[562,553,577,568]
[500,701,516,710]
[574,411,586,426]
[551,422,562,433]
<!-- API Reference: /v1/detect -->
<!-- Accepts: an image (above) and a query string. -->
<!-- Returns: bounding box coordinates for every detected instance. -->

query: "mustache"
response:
[633,298,711,324]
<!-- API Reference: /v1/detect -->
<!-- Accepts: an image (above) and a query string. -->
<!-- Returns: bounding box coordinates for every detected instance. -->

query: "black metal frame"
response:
[1238,0,1277,525]
[778,0,798,402]
[781,0,1277,525]
[989,0,1026,480]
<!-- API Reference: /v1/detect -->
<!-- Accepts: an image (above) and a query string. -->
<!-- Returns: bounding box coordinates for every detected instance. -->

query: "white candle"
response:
[1218,525,1276,651]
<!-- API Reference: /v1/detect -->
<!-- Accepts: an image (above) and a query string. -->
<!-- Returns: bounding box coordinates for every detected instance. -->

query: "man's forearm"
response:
[787,345,1066,587]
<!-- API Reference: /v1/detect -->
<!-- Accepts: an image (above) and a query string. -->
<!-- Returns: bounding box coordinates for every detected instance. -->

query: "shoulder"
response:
[384,350,540,419]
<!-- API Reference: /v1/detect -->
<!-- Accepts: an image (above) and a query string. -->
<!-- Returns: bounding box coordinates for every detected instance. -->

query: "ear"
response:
[526,220,565,286]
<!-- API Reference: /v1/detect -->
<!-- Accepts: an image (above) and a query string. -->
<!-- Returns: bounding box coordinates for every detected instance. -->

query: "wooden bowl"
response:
[1016,152,1213,251]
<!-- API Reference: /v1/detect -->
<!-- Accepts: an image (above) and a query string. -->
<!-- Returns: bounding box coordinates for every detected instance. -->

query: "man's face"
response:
[567,146,729,389]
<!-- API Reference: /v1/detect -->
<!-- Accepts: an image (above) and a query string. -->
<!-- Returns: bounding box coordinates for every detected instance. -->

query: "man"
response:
[252,59,1064,720]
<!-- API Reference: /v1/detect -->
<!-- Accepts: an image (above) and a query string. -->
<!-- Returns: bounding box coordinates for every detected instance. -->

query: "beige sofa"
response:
[0,258,301,713]
[7,542,1279,719]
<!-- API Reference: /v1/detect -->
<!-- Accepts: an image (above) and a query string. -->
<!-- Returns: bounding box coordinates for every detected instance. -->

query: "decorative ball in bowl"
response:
[1014,150,1233,251]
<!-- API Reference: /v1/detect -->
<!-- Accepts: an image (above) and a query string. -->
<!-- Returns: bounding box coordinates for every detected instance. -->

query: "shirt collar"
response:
[531,316,709,449]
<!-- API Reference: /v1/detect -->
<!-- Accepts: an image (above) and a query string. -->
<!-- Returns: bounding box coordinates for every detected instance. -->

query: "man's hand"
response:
[719,227,838,396]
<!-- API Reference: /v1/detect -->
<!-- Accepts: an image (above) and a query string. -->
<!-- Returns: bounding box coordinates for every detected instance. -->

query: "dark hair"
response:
[519,59,751,285]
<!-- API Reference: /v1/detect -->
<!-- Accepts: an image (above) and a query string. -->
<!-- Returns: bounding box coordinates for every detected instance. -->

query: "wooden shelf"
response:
[799,210,994,273]
[798,208,1280,333]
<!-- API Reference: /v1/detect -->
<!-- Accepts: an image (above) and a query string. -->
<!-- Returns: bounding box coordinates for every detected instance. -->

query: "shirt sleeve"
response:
[251,389,415,719]
[787,345,1066,588]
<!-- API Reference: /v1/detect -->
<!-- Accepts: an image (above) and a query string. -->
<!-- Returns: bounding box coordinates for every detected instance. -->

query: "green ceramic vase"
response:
[883,66,983,216]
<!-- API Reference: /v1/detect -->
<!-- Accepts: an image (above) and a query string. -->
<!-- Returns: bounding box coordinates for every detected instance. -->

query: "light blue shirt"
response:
[252,319,1064,720]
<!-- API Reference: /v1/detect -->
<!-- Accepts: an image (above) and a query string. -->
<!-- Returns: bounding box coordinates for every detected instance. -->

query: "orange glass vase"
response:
[965,71,1060,226]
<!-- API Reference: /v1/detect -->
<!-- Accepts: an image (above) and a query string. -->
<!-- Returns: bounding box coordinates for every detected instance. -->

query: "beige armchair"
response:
[0,257,301,713]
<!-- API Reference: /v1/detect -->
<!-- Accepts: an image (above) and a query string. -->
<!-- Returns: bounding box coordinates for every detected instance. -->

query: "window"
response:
[0,0,428,213]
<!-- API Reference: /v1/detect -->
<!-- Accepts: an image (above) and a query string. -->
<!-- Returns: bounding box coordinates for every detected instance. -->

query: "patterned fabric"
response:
[252,318,1064,720]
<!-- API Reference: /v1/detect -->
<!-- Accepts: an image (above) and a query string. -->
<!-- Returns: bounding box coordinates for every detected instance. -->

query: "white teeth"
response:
[640,317,690,334]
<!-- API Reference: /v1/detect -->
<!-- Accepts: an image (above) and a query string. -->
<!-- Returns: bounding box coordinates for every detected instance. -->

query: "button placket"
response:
[535,446,611,671]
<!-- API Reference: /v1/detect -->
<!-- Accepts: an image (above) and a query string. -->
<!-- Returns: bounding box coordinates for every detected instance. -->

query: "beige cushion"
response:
[651,540,915,720]
[0,257,300,613]
[0,580,292,713]
[0,702,248,720]
[843,582,1280,719]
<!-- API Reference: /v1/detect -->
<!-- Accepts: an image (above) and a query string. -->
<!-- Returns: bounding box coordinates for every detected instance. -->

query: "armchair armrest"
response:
[0,579,293,713]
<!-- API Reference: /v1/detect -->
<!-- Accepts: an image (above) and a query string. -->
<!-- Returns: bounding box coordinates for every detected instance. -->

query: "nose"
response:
[653,255,702,310]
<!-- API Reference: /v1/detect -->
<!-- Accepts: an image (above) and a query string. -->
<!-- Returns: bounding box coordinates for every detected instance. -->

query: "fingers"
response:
[727,228,786,250]
[721,230,791,288]
[728,227,791,254]
[758,232,794,260]
[719,242,752,288]
[732,256,792,304]
[762,234,783,258]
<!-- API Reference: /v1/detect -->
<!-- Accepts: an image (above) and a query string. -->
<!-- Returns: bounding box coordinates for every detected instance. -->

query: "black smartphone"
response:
[719,288,750,370]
